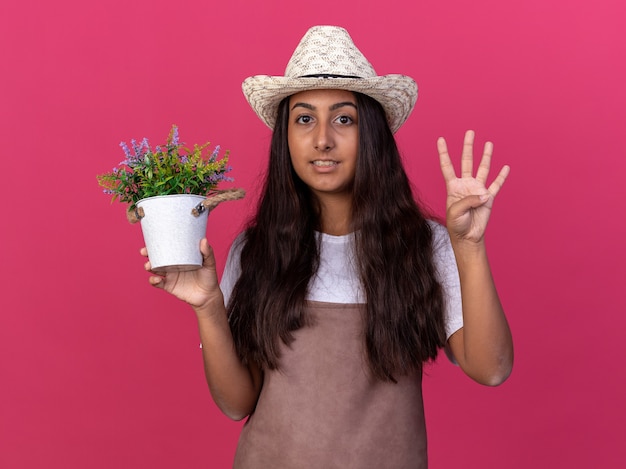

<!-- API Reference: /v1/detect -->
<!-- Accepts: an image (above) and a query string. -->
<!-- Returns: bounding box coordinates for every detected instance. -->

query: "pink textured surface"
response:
[1,1,624,467]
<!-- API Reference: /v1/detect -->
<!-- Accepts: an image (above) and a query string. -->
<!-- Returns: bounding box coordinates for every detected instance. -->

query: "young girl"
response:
[143,26,513,468]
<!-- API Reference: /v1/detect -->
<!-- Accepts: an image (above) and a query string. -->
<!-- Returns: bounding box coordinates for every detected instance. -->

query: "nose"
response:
[314,122,334,152]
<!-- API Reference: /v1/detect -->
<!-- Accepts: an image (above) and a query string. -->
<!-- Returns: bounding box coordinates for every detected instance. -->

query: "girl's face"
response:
[287,89,358,201]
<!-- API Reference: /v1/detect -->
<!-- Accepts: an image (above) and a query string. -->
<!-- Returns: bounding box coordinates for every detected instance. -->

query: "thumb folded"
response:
[448,194,490,217]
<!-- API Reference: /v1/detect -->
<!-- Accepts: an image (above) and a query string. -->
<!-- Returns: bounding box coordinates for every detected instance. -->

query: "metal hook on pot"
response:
[191,188,246,217]
[126,206,145,224]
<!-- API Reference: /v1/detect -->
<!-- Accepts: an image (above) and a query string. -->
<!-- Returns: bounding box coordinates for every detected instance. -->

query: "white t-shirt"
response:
[220,221,463,340]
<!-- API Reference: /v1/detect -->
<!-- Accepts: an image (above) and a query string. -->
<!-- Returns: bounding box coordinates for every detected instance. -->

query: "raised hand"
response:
[437,130,510,244]
[142,238,223,312]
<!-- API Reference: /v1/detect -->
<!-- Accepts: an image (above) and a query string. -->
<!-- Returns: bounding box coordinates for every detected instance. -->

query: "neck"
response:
[316,193,353,236]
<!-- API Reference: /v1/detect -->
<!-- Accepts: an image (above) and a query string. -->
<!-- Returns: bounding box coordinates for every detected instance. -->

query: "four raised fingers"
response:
[438,130,508,194]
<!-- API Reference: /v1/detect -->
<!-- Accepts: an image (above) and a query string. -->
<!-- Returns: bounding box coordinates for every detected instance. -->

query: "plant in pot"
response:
[97,125,244,273]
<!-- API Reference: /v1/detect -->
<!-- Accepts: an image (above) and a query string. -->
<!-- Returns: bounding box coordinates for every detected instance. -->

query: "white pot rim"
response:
[137,193,207,204]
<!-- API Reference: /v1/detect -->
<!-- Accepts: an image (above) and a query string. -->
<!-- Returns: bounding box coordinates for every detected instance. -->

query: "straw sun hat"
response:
[242,25,418,134]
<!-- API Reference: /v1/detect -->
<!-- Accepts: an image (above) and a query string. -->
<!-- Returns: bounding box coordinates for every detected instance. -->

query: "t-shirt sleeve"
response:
[429,222,463,361]
[220,233,245,308]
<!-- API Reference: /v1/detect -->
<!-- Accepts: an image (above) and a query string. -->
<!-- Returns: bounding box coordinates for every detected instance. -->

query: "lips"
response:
[312,160,338,167]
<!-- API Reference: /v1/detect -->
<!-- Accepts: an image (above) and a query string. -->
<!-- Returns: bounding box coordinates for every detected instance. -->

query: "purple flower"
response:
[171,127,179,146]
[120,141,132,158]
[140,137,150,155]
[209,145,221,162]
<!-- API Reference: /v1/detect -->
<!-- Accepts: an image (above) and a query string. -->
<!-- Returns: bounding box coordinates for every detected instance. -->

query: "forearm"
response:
[451,240,513,385]
[194,296,261,420]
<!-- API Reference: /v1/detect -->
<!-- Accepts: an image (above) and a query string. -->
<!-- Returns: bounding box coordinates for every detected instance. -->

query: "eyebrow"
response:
[290,101,358,111]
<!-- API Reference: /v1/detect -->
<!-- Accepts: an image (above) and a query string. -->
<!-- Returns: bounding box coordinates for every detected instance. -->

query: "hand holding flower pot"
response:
[97,125,244,272]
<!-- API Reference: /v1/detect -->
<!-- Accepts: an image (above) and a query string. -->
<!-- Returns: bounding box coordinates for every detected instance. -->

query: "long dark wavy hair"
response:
[228,92,446,381]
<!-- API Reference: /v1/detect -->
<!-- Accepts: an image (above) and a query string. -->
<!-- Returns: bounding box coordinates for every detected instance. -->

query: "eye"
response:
[295,115,313,124]
[334,115,354,125]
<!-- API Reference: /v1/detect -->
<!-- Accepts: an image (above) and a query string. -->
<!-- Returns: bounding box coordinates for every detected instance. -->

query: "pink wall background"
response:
[1,0,624,467]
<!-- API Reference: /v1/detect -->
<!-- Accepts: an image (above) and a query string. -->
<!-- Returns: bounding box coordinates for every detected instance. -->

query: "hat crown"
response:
[284,26,377,79]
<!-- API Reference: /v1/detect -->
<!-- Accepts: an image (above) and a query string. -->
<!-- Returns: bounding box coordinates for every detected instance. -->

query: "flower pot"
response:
[136,194,208,273]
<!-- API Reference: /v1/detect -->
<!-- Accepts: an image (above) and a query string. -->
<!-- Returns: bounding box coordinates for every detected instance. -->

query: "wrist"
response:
[194,292,226,320]
[450,237,488,264]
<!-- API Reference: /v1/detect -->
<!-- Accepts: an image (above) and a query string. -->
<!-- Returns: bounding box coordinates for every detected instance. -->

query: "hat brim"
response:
[242,75,417,134]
